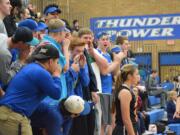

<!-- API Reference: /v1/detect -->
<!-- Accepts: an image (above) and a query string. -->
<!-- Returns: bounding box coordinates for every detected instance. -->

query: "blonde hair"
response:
[133,87,139,98]
[167,90,177,101]
[48,19,65,33]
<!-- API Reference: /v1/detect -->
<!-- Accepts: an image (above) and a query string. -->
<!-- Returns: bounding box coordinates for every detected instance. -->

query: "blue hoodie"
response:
[66,60,90,98]
[42,35,67,105]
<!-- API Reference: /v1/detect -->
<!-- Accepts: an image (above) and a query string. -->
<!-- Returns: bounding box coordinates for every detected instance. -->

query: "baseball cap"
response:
[97,32,109,39]
[31,44,60,60]
[12,27,39,46]
[64,95,91,115]
[18,19,38,31]
[44,6,61,16]
[36,22,48,31]
[111,45,121,53]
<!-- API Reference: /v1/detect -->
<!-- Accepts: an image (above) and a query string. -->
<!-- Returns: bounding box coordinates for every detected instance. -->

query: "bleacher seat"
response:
[168,124,180,135]
[147,109,164,124]
[161,82,174,91]
[148,96,161,106]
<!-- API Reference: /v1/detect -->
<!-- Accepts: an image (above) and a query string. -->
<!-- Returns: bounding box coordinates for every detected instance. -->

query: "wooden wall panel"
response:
[30,0,180,80]
[160,66,180,82]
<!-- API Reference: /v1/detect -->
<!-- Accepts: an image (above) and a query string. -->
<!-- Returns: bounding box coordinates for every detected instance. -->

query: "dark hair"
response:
[17,7,28,19]
[9,0,22,16]
[116,36,128,45]
[11,37,19,44]
[173,76,179,82]
[43,4,61,15]
[73,19,78,25]
[61,19,72,32]
[115,64,137,91]
[10,0,22,8]
[151,69,157,74]
[58,99,72,116]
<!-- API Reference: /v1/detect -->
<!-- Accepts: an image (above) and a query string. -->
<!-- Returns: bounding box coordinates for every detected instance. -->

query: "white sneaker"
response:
[142,130,155,135]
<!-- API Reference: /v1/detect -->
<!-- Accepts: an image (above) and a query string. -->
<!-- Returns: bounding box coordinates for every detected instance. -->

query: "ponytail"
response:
[115,71,124,92]
[112,71,124,113]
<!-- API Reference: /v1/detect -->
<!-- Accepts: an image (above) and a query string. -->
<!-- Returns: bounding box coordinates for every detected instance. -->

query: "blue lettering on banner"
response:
[90,14,180,41]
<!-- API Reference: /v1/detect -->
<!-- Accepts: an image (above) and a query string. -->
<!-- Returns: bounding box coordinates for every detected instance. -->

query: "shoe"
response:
[142,130,155,135]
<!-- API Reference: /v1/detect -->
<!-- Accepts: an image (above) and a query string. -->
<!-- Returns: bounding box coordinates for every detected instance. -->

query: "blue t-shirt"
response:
[42,35,67,105]
[0,63,61,117]
[97,49,113,94]
[30,102,72,135]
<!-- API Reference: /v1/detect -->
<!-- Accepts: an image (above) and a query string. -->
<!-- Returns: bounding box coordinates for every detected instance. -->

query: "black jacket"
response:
[3,15,17,37]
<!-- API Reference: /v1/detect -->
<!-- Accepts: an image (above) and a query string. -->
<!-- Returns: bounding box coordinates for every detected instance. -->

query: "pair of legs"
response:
[95,93,113,135]
[101,125,112,135]
[149,89,167,108]
[0,106,32,135]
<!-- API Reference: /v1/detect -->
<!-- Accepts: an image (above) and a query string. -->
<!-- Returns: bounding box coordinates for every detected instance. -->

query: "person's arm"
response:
[90,49,126,75]
[0,52,17,85]
[65,64,79,96]
[107,51,126,74]
[174,95,180,119]
[104,51,128,75]
[0,87,5,97]
[37,66,62,99]
[93,50,109,75]
[88,47,108,75]
[119,89,135,135]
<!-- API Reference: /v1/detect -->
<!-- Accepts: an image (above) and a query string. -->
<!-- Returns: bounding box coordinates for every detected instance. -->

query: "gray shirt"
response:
[0,19,7,35]
[0,48,18,85]
[146,75,160,91]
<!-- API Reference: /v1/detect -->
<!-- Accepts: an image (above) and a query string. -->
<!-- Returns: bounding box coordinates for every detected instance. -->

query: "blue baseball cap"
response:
[44,7,61,15]
[80,101,91,115]
[48,26,70,33]
[97,32,109,39]
[36,22,48,31]
[18,19,38,31]
[12,27,39,46]
[111,45,122,53]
